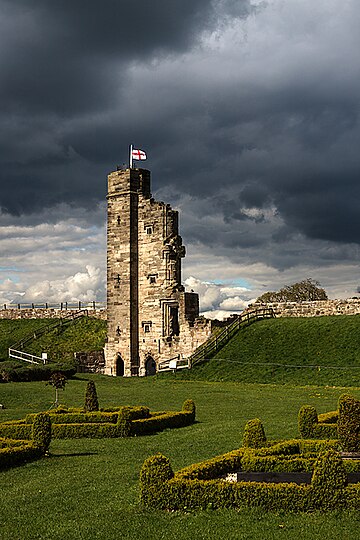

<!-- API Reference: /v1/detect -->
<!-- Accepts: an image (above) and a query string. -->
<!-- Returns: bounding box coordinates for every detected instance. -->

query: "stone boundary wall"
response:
[252,298,360,318]
[0,308,107,321]
[75,351,105,373]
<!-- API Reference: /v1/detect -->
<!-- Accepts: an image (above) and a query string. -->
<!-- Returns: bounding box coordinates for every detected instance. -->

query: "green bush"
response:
[26,411,119,425]
[318,410,338,424]
[0,420,32,439]
[182,399,196,421]
[31,413,52,452]
[0,403,194,440]
[338,394,360,452]
[84,380,99,412]
[298,405,318,438]
[117,407,132,437]
[139,454,174,509]
[139,447,360,512]
[242,418,266,448]
[310,450,348,510]
[0,442,43,470]
[132,409,194,436]
[298,405,337,439]
[0,362,76,383]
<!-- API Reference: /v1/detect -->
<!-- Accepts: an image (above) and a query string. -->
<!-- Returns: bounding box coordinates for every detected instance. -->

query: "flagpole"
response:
[129,144,133,169]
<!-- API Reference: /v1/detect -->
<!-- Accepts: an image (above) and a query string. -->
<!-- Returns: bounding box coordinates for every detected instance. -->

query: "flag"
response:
[131,148,147,160]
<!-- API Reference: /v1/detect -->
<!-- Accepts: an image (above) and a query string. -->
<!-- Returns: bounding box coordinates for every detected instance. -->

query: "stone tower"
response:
[104,167,211,376]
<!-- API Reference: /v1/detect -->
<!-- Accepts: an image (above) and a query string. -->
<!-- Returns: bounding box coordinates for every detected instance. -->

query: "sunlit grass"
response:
[0,376,359,539]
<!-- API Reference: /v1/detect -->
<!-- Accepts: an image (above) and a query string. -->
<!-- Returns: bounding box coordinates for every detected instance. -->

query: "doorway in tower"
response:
[145,356,156,376]
[116,355,125,376]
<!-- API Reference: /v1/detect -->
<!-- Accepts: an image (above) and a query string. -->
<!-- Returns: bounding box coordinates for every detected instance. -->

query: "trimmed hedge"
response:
[338,394,360,452]
[0,401,195,440]
[298,405,337,439]
[299,395,360,450]
[0,442,43,470]
[140,446,360,512]
[0,412,51,470]
[32,413,51,452]
[243,418,266,448]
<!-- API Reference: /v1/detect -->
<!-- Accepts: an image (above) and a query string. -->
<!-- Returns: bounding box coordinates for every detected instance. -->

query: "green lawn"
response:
[1,375,359,539]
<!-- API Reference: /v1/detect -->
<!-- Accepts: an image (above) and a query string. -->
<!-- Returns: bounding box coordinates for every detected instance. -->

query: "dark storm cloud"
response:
[0,0,255,215]
[1,0,360,278]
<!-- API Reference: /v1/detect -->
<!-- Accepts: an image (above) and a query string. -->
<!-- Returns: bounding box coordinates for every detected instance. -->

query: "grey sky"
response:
[1,0,360,315]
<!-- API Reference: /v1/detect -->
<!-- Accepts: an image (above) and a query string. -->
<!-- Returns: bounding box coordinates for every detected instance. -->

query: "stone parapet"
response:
[252,299,360,318]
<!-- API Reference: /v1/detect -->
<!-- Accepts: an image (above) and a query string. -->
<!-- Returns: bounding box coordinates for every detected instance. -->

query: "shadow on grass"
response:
[50,451,98,458]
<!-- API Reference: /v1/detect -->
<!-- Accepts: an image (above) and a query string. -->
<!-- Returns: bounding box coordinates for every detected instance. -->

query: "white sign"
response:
[169,359,177,370]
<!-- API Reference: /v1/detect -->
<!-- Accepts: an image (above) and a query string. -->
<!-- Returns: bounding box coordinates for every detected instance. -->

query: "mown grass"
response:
[1,375,360,539]
[0,317,106,363]
[172,315,360,386]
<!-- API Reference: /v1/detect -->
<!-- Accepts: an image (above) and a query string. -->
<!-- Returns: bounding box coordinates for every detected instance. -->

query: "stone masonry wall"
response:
[252,298,360,318]
[0,308,106,320]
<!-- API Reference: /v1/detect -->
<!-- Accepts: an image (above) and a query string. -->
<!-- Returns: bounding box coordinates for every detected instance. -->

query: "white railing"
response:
[8,348,47,365]
[158,355,190,372]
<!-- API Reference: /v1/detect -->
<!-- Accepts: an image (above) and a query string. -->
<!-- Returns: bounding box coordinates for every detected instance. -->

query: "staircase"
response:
[8,310,88,364]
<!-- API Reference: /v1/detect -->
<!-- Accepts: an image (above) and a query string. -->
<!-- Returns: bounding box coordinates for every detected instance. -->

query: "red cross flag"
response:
[129,144,147,168]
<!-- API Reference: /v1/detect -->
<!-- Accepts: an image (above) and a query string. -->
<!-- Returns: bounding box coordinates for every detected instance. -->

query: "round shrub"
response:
[243,418,266,448]
[84,381,99,412]
[32,413,52,453]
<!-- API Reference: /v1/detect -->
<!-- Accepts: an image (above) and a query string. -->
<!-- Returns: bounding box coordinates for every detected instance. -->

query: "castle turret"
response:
[104,167,211,376]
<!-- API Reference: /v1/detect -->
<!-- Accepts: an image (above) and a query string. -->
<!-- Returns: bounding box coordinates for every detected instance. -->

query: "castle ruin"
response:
[104,167,211,376]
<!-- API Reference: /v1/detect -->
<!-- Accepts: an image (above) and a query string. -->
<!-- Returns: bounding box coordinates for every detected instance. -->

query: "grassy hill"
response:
[169,315,360,386]
[0,317,106,364]
[2,314,360,386]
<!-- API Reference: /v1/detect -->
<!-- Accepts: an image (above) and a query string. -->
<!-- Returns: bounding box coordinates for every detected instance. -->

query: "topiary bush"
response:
[84,380,99,412]
[182,399,196,422]
[116,407,132,437]
[242,418,266,448]
[139,453,174,509]
[338,394,360,452]
[298,405,318,438]
[31,413,52,453]
[310,450,348,510]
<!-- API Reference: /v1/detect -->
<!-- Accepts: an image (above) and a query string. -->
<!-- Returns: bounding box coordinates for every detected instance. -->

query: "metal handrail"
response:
[8,348,46,365]
[8,309,88,363]
[158,355,190,372]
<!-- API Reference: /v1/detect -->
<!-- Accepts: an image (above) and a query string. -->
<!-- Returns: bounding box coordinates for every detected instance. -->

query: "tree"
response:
[47,372,67,408]
[256,278,328,303]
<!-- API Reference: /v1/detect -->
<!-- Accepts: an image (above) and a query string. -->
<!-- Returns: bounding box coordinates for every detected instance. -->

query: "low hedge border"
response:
[140,446,360,512]
[0,413,51,470]
[298,405,337,439]
[0,400,195,440]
